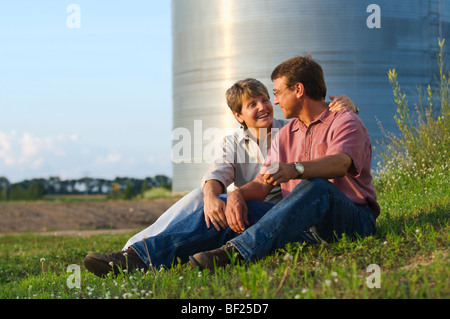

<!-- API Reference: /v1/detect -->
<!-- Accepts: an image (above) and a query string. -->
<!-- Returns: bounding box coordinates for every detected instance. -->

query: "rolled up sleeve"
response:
[200,136,236,192]
[326,113,367,177]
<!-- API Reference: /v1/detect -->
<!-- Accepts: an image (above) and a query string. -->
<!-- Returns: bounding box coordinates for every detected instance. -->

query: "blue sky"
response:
[0,1,173,182]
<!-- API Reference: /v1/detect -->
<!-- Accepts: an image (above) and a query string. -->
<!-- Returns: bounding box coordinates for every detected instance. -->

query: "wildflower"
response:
[324,280,332,287]
[283,253,293,262]
[40,258,46,278]
[301,288,308,294]
[109,261,114,267]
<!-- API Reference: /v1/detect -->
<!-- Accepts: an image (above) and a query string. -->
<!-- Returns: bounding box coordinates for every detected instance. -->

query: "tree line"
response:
[0,175,172,201]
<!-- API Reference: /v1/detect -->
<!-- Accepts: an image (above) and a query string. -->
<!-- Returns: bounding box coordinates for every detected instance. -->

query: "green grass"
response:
[141,187,179,201]
[0,167,448,299]
[41,194,108,203]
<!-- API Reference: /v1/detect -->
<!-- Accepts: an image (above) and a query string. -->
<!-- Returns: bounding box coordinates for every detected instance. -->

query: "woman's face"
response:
[234,95,274,129]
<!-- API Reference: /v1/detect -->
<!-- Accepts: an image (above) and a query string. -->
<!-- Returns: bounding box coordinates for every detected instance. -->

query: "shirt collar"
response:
[291,107,335,132]
[237,119,285,143]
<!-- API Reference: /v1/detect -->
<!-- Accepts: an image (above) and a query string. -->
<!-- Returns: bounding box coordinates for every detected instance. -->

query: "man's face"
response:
[234,95,274,129]
[273,77,301,119]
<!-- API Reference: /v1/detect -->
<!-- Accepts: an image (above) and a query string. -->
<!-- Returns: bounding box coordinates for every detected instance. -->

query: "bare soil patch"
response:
[0,198,182,235]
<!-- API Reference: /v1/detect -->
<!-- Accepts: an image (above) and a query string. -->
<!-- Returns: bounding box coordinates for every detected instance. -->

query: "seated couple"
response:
[84,55,379,276]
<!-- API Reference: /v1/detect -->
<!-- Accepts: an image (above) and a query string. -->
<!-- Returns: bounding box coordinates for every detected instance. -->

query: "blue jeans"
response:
[229,178,376,261]
[131,196,275,268]
[131,179,376,268]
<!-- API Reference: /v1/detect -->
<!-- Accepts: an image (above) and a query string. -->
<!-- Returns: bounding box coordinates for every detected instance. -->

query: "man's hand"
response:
[260,162,298,186]
[224,190,248,233]
[204,193,228,231]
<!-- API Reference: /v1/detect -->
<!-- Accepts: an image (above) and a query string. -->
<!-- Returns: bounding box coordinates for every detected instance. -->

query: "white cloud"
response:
[0,132,13,165]
[20,133,39,157]
[0,131,79,179]
[95,153,122,164]
[0,131,173,182]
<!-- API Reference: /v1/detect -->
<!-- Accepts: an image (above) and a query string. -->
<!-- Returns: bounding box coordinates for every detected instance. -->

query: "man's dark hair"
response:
[271,55,327,101]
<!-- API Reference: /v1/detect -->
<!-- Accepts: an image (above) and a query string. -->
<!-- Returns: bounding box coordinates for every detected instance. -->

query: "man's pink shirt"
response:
[259,108,380,217]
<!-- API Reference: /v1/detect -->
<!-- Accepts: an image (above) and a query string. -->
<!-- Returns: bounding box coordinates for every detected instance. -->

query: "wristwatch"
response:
[294,162,304,178]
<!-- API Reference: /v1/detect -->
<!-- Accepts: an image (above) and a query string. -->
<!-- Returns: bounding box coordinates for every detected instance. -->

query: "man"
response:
[190,55,379,269]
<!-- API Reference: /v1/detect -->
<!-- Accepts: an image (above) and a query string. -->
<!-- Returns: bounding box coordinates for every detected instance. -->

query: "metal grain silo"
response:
[171,0,450,192]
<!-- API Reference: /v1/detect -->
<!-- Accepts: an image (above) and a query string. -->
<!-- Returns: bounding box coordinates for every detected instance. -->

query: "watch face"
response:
[295,163,304,175]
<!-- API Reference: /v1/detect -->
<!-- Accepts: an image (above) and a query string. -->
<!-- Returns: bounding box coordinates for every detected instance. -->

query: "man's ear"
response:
[294,82,305,99]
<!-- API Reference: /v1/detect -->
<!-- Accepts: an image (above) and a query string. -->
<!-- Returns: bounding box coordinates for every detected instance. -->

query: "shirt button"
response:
[305,152,309,156]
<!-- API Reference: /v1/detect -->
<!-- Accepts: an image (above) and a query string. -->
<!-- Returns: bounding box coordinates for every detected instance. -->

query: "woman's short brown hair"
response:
[271,55,326,101]
[226,78,270,114]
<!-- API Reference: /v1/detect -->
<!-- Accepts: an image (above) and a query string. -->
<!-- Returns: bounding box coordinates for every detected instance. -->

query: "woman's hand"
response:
[203,192,228,231]
[329,95,357,113]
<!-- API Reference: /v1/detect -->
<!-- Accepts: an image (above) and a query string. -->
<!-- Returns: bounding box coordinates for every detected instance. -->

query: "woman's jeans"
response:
[131,179,376,268]
[123,188,204,250]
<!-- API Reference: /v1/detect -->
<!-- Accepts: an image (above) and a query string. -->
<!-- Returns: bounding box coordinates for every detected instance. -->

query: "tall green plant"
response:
[377,38,449,176]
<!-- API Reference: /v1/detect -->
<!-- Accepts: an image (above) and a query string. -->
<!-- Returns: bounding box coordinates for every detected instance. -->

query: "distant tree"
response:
[0,177,10,201]
[154,175,172,190]
[140,179,149,197]
[8,184,27,201]
[122,181,135,200]
[27,182,44,200]
[0,174,173,200]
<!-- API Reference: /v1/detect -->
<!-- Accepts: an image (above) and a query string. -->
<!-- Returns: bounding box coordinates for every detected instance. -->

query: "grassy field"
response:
[0,165,448,300]
[1,40,449,302]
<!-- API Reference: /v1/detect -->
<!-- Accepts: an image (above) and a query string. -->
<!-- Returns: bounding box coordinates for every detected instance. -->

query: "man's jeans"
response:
[131,179,376,268]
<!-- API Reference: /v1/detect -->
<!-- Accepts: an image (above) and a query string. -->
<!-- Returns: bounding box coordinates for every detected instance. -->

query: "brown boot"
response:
[84,247,147,278]
[189,243,243,271]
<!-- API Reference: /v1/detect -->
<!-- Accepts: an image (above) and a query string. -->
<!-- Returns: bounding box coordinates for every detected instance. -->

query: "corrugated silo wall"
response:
[171,0,450,192]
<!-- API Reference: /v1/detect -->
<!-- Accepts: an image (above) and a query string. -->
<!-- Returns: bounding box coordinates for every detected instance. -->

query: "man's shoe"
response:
[84,247,147,278]
[189,244,242,271]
